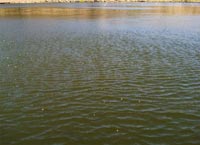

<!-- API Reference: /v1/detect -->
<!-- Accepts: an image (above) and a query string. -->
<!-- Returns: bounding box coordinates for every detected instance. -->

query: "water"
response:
[0,3,200,145]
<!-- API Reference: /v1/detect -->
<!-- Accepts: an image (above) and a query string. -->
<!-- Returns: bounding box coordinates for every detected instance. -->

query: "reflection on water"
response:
[0,4,200,18]
[0,3,200,145]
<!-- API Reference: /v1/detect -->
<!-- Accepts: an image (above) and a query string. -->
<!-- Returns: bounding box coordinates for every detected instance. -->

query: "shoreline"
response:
[1,1,200,4]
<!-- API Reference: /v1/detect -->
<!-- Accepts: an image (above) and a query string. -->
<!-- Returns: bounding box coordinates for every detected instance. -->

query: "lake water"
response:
[0,2,200,145]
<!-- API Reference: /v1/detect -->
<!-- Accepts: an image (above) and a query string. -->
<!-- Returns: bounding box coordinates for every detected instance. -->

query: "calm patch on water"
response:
[0,3,200,145]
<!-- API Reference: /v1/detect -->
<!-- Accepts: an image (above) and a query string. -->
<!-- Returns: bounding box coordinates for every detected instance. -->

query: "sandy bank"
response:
[1,0,200,4]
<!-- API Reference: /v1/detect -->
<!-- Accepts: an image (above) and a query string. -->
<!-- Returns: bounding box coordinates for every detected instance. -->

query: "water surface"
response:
[0,3,200,145]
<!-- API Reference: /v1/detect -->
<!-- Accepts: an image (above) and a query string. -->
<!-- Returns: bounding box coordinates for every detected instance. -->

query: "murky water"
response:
[0,3,200,145]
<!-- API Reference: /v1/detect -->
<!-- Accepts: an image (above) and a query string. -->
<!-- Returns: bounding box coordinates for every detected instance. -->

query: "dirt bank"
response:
[0,0,200,4]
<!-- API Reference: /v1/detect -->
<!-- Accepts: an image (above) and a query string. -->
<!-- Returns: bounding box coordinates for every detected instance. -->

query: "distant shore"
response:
[1,0,200,4]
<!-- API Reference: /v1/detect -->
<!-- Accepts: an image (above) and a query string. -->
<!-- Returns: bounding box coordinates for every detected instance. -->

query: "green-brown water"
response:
[0,3,200,145]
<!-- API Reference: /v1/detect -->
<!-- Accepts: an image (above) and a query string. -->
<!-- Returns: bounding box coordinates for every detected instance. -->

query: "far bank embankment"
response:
[1,0,200,3]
